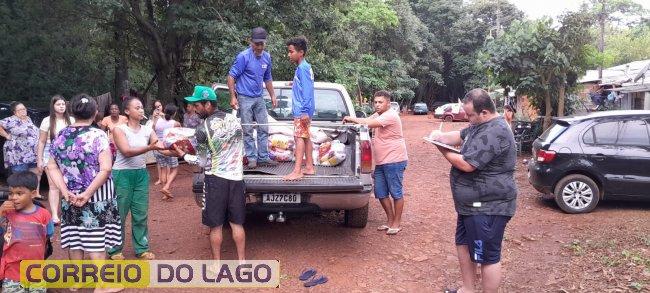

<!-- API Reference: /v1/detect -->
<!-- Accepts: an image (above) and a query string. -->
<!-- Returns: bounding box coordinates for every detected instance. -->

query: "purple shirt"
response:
[0,116,38,168]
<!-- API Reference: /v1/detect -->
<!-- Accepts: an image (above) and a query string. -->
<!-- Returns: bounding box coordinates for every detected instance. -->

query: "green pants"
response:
[108,168,150,256]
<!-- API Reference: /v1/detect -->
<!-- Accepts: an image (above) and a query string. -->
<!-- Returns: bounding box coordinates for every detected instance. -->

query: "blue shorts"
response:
[154,152,178,168]
[373,160,407,200]
[10,162,37,173]
[455,214,511,265]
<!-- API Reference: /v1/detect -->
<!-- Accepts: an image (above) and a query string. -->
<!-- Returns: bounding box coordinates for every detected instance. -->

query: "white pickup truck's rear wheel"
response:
[345,204,369,228]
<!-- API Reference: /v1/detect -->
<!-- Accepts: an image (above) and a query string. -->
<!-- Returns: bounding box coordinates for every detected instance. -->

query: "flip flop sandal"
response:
[386,227,402,235]
[303,275,328,287]
[443,288,458,293]
[377,225,390,231]
[299,268,317,281]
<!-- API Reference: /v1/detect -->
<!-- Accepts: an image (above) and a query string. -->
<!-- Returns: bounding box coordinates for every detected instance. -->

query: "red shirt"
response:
[0,206,53,281]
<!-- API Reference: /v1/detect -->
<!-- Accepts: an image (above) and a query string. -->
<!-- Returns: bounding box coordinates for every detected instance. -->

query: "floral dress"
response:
[0,116,38,168]
[50,126,122,252]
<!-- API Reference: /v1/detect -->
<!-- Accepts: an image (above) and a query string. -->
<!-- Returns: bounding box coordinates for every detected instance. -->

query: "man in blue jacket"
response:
[284,36,315,180]
[228,27,278,168]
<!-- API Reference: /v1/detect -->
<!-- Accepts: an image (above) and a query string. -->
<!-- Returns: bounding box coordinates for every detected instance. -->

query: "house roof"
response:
[579,59,650,86]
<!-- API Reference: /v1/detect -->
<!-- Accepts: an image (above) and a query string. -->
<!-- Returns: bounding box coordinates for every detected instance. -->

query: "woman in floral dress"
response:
[47,94,122,269]
[0,102,39,174]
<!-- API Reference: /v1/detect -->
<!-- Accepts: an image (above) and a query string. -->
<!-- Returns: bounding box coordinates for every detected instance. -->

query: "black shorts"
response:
[203,175,246,227]
[455,214,511,265]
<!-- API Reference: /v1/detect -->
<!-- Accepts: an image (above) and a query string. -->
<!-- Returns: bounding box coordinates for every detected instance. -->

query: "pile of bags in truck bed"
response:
[267,117,347,166]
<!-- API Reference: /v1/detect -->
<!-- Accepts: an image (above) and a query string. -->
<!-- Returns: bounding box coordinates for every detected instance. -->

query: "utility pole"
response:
[597,0,606,79]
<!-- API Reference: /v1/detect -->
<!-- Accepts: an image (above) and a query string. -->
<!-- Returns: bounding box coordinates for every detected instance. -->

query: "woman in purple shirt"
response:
[0,102,39,174]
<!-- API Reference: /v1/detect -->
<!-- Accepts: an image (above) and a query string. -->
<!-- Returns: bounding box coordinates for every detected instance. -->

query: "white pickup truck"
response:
[192,82,374,227]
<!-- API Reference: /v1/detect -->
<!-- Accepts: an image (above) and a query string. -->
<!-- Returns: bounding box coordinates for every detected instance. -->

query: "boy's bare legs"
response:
[230,223,246,261]
[283,137,305,180]
[302,138,315,175]
[154,163,163,185]
[457,245,478,293]
[209,226,223,260]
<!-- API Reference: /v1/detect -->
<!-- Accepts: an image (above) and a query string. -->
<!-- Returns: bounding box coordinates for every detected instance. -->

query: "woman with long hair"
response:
[154,103,181,200]
[0,102,39,174]
[37,95,74,224]
[108,96,177,260]
[47,94,122,292]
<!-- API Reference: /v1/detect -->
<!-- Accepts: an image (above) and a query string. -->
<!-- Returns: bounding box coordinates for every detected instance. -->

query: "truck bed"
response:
[244,145,355,177]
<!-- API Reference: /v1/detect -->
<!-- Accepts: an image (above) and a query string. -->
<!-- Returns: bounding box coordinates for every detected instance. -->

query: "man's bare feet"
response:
[283,172,304,180]
[302,167,316,175]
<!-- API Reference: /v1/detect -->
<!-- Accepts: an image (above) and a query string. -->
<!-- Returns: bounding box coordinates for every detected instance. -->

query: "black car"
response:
[0,102,49,177]
[528,110,650,213]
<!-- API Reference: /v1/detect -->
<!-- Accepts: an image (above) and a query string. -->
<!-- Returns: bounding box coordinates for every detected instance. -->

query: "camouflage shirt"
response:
[450,116,517,216]
[190,111,244,181]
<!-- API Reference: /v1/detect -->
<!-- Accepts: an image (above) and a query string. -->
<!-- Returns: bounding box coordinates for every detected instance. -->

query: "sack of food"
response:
[268,134,295,151]
[269,148,294,162]
[311,128,331,144]
[313,140,346,166]
[162,127,196,155]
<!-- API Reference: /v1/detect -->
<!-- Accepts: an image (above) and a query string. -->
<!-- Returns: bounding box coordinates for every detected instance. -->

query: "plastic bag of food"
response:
[269,148,294,162]
[162,127,196,155]
[313,140,346,166]
[311,128,331,144]
[267,116,294,136]
[268,134,294,151]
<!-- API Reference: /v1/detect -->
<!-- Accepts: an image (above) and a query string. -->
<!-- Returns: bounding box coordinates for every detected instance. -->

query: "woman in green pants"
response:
[108,96,177,260]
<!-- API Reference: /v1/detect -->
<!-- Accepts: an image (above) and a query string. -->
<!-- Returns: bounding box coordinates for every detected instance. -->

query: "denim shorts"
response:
[373,160,407,200]
[154,151,178,168]
[455,214,511,265]
[10,162,37,173]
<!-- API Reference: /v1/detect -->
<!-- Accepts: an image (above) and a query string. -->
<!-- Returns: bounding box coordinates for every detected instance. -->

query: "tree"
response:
[483,18,592,129]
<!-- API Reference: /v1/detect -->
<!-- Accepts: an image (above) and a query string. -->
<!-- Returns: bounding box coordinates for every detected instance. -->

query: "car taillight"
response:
[536,149,556,163]
[360,140,372,173]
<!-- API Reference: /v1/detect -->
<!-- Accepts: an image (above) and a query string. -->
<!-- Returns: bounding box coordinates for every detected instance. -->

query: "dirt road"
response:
[48,114,649,292]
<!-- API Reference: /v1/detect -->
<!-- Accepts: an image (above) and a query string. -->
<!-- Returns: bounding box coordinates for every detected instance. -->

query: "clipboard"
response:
[423,137,461,153]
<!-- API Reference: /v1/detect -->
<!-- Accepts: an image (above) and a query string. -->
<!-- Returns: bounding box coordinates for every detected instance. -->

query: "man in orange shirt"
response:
[343,90,408,235]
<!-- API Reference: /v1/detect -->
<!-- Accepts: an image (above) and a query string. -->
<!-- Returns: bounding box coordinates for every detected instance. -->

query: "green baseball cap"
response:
[184,85,217,103]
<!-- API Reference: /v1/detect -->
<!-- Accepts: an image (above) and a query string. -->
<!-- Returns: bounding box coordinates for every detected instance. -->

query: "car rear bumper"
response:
[246,191,371,213]
[527,161,556,194]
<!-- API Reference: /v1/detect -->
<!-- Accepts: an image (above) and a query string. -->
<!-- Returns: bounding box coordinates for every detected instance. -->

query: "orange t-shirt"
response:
[370,109,408,165]
[101,115,128,140]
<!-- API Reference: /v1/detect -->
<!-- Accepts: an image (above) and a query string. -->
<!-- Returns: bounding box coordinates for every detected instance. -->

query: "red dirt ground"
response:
[45,114,649,292]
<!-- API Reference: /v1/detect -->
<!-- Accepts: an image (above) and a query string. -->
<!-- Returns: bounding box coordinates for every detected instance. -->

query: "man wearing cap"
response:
[179,85,248,261]
[228,27,278,169]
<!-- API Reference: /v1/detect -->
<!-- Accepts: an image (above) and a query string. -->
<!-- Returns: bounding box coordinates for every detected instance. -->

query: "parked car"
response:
[390,101,400,113]
[434,103,467,122]
[0,102,48,177]
[193,82,374,228]
[413,102,428,115]
[527,110,650,214]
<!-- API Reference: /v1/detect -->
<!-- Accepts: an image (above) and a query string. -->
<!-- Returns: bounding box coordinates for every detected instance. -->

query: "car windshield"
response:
[539,122,567,142]
[264,88,349,121]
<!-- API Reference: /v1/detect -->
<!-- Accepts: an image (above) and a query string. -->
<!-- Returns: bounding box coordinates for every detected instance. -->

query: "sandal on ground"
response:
[377,225,390,231]
[386,227,402,235]
[299,268,317,281]
[137,251,156,260]
[303,274,328,287]
[443,288,458,293]
[109,253,125,260]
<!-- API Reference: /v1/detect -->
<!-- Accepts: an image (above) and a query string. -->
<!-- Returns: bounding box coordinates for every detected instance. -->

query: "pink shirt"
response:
[370,109,408,165]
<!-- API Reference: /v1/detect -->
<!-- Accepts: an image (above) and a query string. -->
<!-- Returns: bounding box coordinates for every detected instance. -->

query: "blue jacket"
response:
[291,60,315,118]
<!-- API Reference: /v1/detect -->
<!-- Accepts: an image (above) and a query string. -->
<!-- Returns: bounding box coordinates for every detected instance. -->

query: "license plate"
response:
[262,193,301,204]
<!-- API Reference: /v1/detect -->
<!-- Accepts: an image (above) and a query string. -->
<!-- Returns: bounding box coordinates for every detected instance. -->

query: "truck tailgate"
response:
[244,175,366,192]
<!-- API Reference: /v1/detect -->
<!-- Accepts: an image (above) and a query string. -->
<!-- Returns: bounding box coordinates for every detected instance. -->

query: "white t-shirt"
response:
[39,116,75,141]
[113,124,153,170]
